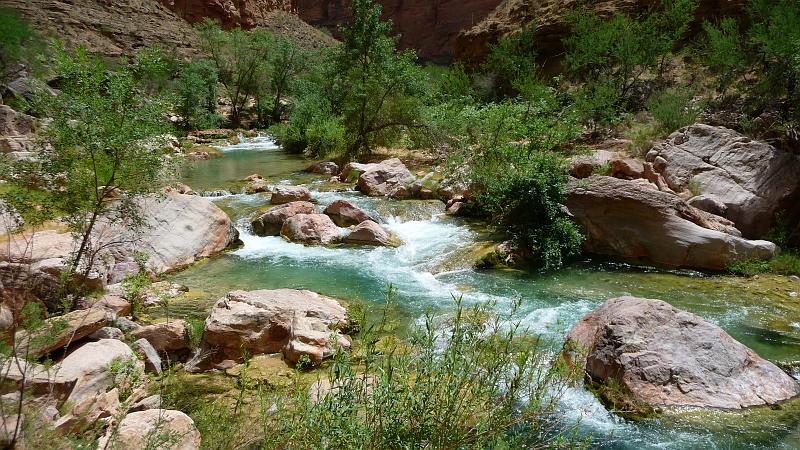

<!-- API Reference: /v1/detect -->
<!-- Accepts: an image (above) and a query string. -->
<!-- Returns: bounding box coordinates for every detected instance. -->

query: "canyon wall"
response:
[158,0,293,29]
[292,0,503,62]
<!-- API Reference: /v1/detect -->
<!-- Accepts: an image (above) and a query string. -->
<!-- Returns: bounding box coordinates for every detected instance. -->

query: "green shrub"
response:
[305,116,346,157]
[263,296,581,449]
[727,253,800,277]
[645,89,701,133]
[176,59,220,130]
[483,24,538,97]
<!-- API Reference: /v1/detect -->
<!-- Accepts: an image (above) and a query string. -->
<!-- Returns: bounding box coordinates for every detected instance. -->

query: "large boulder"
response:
[280,214,341,245]
[187,289,350,371]
[565,176,776,270]
[343,221,398,247]
[271,185,312,205]
[306,161,340,175]
[130,320,191,358]
[0,358,76,408]
[569,149,617,179]
[15,308,110,358]
[58,339,142,405]
[565,296,800,411]
[323,199,372,227]
[338,162,377,182]
[646,124,800,238]
[251,201,314,236]
[0,193,239,291]
[357,158,416,198]
[98,409,200,450]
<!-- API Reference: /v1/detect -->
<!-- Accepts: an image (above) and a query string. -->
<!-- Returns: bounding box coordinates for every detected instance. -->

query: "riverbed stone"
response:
[565,176,776,270]
[343,221,397,247]
[271,185,312,205]
[98,409,200,450]
[280,214,341,245]
[243,174,268,194]
[338,162,377,182]
[92,294,132,316]
[133,339,162,374]
[306,161,340,175]
[646,124,800,238]
[357,158,416,198]
[130,320,190,359]
[0,358,76,408]
[564,296,800,411]
[251,201,314,236]
[89,327,125,341]
[15,308,110,358]
[54,387,119,434]
[569,150,616,179]
[58,339,142,406]
[187,289,350,372]
[324,199,372,227]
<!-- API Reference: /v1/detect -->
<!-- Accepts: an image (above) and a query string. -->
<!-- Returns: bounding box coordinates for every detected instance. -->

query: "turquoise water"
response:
[174,137,800,449]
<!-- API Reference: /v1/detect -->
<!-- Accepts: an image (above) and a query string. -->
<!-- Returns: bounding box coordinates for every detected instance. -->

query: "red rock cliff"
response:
[292,0,503,62]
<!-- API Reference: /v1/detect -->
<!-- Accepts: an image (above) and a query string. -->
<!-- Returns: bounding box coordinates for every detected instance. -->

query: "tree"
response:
[329,0,426,159]
[195,19,273,127]
[176,58,221,129]
[482,24,539,98]
[4,45,172,291]
[265,37,304,125]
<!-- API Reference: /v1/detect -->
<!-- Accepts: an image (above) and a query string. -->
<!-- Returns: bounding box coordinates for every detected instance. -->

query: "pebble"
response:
[790,292,798,298]
[788,275,800,283]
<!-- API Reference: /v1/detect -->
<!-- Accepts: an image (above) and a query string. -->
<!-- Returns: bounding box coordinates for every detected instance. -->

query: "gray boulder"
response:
[646,124,800,238]
[357,158,415,198]
[565,296,800,411]
[566,176,776,270]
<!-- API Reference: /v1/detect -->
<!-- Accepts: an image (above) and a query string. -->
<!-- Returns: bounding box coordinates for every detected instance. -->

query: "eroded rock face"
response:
[98,409,200,450]
[271,185,312,204]
[646,124,800,238]
[565,176,776,270]
[251,201,314,236]
[0,358,76,408]
[343,220,396,247]
[280,214,341,245]
[565,296,800,410]
[187,289,350,371]
[357,158,415,198]
[324,199,371,227]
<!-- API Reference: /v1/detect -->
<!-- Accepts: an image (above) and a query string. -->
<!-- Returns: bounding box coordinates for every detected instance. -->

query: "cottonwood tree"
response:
[5,45,172,293]
[195,19,272,127]
[328,0,425,159]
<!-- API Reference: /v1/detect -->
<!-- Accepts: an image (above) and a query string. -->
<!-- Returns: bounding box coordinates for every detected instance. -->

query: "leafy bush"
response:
[727,254,800,277]
[700,18,745,94]
[263,296,580,449]
[563,1,698,125]
[305,115,346,157]
[645,88,701,133]
[176,59,221,130]
[483,24,538,97]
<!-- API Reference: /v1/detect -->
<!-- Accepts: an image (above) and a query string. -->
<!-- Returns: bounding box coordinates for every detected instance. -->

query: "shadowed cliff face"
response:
[157,0,292,29]
[292,0,503,63]
[454,0,748,67]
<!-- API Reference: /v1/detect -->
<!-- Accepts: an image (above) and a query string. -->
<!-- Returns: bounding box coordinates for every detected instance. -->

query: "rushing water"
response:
[173,136,800,449]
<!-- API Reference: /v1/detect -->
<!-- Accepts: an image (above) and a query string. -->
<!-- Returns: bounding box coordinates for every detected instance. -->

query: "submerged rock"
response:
[343,220,398,247]
[187,289,350,371]
[357,158,416,198]
[271,185,312,205]
[280,214,341,245]
[324,199,372,227]
[251,201,314,236]
[565,176,776,270]
[565,296,800,412]
[646,124,800,238]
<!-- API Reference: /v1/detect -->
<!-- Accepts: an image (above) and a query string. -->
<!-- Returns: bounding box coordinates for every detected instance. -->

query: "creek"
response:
[173,136,800,449]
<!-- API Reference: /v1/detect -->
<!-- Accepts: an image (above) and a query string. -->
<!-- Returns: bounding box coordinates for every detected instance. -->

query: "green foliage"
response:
[195,20,273,127]
[563,1,698,125]
[328,0,426,159]
[263,296,581,449]
[186,317,205,349]
[260,36,305,126]
[121,252,154,319]
[483,24,538,97]
[726,253,800,277]
[0,8,42,83]
[700,18,745,93]
[6,45,172,283]
[445,86,583,269]
[176,59,222,130]
[645,88,701,133]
